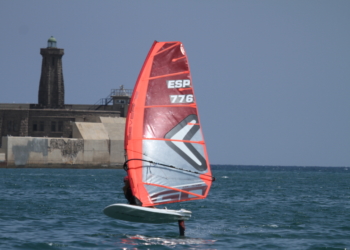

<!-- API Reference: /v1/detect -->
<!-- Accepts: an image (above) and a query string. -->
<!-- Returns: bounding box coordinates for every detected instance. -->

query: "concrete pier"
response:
[0,117,125,168]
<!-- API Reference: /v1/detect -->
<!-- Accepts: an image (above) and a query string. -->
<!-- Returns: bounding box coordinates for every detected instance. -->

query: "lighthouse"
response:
[38,36,65,108]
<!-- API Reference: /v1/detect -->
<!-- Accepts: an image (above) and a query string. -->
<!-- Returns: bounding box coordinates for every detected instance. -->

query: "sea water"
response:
[0,166,349,250]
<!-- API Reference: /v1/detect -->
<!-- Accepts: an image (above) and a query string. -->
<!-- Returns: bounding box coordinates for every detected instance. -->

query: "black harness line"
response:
[123,158,215,181]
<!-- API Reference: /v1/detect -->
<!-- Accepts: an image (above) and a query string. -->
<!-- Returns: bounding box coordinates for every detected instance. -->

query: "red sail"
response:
[125,41,213,207]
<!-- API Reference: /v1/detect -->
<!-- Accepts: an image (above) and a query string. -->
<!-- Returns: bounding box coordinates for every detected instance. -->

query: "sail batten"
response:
[154,42,182,56]
[144,104,196,108]
[148,71,190,80]
[125,41,213,207]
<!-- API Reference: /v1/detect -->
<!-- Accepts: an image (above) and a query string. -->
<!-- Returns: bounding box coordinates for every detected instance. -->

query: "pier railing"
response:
[89,88,132,110]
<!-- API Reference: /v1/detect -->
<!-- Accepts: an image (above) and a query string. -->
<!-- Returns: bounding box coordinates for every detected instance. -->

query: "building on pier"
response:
[0,37,131,168]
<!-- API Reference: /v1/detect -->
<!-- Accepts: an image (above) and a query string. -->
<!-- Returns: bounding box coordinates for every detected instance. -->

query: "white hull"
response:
[103,203,191,224]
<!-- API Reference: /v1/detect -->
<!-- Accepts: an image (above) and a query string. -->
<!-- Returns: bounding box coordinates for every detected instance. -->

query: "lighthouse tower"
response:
[38,36,65,108]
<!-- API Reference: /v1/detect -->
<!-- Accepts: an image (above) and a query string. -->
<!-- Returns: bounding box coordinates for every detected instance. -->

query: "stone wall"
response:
[3,136,123,168]
[0,109,121,139]
[19,111,29,136]
[0,116,2,146]
[0,110,30,138]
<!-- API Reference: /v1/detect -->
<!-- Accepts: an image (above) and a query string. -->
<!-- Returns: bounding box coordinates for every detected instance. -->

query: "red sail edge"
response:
[125,41,213,207]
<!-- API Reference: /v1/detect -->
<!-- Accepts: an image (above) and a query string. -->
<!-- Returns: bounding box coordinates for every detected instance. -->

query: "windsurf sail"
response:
[124,41,214,207]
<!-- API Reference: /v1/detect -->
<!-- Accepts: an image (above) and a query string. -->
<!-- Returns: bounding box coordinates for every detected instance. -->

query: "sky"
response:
[0,1,349,167]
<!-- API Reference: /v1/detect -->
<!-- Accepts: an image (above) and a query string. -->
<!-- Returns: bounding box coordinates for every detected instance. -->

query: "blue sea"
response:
[1,166,349,249]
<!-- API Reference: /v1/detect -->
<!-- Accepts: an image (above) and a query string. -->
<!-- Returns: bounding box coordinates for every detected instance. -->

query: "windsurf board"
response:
[103,203,191,224]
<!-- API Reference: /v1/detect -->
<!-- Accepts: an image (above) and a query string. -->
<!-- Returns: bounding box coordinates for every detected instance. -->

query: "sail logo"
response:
[164,115,207,171]
[167,79,191,89]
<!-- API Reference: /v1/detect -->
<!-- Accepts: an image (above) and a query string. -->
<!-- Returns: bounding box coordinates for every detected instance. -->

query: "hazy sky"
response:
[0,1,349,166]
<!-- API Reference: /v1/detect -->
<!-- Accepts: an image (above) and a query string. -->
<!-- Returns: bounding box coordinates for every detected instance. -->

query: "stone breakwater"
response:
[0,136,124,168]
